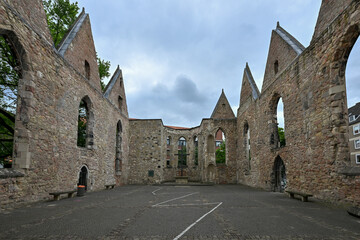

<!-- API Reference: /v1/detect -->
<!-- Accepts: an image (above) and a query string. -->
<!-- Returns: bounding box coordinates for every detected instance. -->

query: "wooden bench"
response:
[285,190,313,202]
[49,190,77,201]
[105,184,115,189]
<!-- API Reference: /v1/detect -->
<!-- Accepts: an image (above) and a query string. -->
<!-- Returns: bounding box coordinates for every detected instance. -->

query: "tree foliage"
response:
[98,57,111,91]
[178,146,187,167]
[278,127,286,147]
[215,141,225,164]
[43,1,111,91]
[0,36,20,114]
[43,0,80,47]
[0,35,20,167]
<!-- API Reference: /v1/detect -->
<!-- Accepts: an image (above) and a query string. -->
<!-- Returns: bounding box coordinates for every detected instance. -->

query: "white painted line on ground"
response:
[152,192,199,207]
[173,202,223,240]
[155,202,220,208]
[152,188,162,195]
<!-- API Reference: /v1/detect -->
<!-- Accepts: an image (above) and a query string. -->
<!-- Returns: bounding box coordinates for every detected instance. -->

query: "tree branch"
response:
[0,108,15,122]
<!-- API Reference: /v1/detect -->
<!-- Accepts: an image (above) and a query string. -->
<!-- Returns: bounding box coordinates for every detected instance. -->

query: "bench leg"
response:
[301,196,308,202]
[289,193,295,198]
[111,185,115,189]
[68,192,75,198]
[54,195,60,201]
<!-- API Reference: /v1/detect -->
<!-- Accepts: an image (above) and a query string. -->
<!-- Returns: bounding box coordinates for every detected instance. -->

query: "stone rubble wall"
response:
[0,0,129,209]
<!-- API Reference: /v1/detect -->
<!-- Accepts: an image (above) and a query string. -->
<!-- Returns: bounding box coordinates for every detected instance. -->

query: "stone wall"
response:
[1,0,360,210]
[128,120,164,184]
[237,0,360,207]
[0,0,129,209]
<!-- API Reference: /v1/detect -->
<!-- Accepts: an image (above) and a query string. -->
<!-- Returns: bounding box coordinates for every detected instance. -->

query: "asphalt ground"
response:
[0,184,359,239]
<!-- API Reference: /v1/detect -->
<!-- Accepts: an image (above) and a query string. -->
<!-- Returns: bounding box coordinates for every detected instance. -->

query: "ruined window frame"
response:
[0,33,23,169]
[76,96,94,149]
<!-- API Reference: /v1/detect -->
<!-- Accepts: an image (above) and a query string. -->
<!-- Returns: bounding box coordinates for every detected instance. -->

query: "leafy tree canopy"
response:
[43,0,80,47]
[98,57,111,91]
[216,142,225,164]
[278,127,286,147]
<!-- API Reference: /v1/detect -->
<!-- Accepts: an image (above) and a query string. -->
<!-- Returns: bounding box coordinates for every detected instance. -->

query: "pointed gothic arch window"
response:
[0,34,22,168]
[178,137,187,167]
[115,120,122,172]
[344,27,360,165]
[166,136,171,167]
[274,60,279,74]
[269,95,286,148]
[77,96,94,148]
[85,60,90,79]
[244,122,251,169]
[215,129,226,164]
[194,136,198,166]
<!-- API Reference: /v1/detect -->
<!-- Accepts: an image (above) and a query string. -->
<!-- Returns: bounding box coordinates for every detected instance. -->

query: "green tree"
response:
[0,35,20,167]
[98,57,111,91]
[43,0,80,47]
[215,142,226,164]
[178,146,187,167]
[278,127,286,147]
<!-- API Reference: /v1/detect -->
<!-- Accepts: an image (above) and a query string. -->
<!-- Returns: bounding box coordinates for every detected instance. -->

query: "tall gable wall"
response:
[237,0,360,207]
[262,26,301,91]
[62,15,102,92]
[104,67,129,117]
[0,1,129,208]
[312,0,353,41]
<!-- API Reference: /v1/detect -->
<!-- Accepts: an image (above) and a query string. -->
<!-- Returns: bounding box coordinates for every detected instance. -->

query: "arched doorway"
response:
[272,156,286,192]
[78,166,88,191]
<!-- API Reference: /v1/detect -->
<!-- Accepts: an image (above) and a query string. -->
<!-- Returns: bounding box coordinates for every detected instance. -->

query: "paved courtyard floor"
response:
[0,185,360,239]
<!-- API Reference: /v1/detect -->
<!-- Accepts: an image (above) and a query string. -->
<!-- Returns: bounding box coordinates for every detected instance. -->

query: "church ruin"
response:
[0,0,359,209]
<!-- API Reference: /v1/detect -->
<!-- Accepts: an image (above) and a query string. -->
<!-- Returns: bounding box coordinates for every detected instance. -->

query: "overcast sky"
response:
[74,0,358,127]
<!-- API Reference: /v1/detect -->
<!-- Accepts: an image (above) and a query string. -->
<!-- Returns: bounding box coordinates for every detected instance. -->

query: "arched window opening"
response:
[244,123,251,170]
[345,35,360,166]
[207,135,215,153]
[166,136,171,167]
[77,100,88,147]
[0,34,21,168]
[194,136,198,166]
[274,60,279,74]
[118,96,123,110]
[77,96,94,148]
[115,120,122,172]
[215,129,226,164]
[277,98,286,147]
[270,96,286,148]
[85,60,90,79]
[178,137,187,167]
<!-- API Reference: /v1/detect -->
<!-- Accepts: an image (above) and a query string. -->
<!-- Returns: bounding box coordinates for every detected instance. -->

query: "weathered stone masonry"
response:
[0,0,129,207]
[0,0,360,209]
